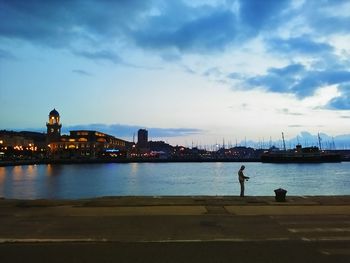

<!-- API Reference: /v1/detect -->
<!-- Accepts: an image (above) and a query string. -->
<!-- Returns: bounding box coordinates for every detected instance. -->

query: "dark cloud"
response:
[267,37,333,55]
[327,84,350,110]
[303,0,350,35]
[0,0,295,57]
[1,0,349,95]
[245,63,350,98]
[132,0,292,53]
[62,123,203,139]
[133,9,237,52]
[73,50,124,64]
[0,0,149,43]
[239,0,291,31]
[268,64,304,76]
[0,0,150,62]
[72,69,92,76]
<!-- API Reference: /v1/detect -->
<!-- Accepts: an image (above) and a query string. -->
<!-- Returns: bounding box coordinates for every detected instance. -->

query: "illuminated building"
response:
[46,108,62,143]
[46,109,129,159]
[0,130,44,160]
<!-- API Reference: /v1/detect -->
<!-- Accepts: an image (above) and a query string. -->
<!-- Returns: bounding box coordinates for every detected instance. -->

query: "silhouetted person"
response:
[238,165,249,197]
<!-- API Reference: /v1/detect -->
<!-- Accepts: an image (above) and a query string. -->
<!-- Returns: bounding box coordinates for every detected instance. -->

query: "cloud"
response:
[0,0,150,63]
[62,123,203,139]
[0,0,149,44]
[327,84,350,110]
[277,108,303,116]
[288,125,302,128]
[0,0,297,57]
[0,48,15,60]
[289,131,350,149]
[239,0,291,31]
[245,63,350,98]
[72,69,92,76]
[304,1,350,35]
[267,37,333,55]
[264,131,350,150]
[133,9,237,53]
[73,50,124,64]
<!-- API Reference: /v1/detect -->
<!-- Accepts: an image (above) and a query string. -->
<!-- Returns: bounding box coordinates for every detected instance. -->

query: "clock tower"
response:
[46,108,62,143]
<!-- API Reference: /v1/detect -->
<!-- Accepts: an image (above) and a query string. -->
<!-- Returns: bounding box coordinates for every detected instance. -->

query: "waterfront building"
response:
[46,109,129,159]
[0,130,47,160]
[149,140,173,159]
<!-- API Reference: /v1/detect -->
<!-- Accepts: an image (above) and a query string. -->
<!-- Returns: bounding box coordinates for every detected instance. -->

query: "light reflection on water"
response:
[0,162,349,199]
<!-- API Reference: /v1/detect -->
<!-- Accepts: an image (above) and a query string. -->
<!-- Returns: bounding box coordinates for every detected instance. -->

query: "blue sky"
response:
[0,0,350,147]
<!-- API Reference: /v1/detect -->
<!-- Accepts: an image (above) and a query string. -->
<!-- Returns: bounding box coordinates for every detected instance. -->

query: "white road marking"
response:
[302,236,350,242]
[0,238,108,243]
[1,236,350,244]
[288,227,350,233]
[278,221,350,225]
[0,237,292,244]
[144,238,292,243]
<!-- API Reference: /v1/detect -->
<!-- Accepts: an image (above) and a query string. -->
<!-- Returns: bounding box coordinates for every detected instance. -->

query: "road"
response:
[0,196,349,262]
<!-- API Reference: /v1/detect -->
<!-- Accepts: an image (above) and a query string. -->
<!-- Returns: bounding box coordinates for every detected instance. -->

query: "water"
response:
[0,162,349,199]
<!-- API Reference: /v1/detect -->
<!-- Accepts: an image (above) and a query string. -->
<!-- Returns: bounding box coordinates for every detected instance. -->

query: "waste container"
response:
[274,188,287,202]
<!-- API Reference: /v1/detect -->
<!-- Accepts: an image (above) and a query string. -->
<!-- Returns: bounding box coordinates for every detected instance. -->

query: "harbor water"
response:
[0,162,349,199]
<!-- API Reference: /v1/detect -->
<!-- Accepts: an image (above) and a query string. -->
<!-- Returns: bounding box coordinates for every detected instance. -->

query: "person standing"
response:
[238,165,250,197]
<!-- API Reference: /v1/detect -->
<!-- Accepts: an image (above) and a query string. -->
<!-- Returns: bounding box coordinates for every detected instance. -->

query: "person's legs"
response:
[240,181,245,197]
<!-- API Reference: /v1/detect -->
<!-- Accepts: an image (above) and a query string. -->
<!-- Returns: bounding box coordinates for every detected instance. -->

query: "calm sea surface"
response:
[0,162,349,199]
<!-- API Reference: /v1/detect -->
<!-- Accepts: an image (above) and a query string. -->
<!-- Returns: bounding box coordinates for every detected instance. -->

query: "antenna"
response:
[282,132,286,151]
[318,133,322,151]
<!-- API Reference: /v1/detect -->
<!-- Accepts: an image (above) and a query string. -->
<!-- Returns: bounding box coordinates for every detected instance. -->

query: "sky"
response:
[0,0,350,148]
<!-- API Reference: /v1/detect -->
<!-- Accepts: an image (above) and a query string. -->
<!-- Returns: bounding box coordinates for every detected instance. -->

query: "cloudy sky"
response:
[1,0,350,147]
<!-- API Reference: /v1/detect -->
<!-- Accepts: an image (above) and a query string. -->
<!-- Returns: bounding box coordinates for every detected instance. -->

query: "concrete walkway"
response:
[0,195,349,218]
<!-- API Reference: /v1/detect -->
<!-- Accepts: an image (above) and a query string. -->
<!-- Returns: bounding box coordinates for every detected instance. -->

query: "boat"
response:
[260,133,342,163]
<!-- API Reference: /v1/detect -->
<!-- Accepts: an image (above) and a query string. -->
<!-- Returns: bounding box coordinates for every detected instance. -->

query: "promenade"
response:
[0,196,349,262]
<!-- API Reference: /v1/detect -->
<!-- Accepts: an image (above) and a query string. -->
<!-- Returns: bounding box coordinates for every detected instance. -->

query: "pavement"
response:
[0,195,350,262]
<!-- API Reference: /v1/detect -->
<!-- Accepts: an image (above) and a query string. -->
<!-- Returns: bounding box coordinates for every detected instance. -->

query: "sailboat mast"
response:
[318,133,322,151]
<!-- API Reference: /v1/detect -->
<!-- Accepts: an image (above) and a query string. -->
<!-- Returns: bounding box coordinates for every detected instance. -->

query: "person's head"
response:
[240,165,245,170]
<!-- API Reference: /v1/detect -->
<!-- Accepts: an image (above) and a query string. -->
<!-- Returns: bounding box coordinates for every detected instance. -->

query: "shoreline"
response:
[0,158,261,167]
[1,157,349,167]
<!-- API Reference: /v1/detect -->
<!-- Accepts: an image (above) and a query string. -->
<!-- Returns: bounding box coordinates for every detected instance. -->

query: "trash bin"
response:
[274,188,287,202]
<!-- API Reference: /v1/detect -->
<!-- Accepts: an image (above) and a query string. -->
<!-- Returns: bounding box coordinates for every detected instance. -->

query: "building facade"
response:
[137,128,149,153]
[46,109,129,159]
[46,108,62,143]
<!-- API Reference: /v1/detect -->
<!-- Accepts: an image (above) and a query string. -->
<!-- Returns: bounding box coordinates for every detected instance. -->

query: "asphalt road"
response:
[0,196,349,262]
[0,214,349,263]
[1,240,349,263]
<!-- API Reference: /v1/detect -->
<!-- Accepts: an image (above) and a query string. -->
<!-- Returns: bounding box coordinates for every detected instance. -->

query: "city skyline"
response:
[1,0,350,146]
